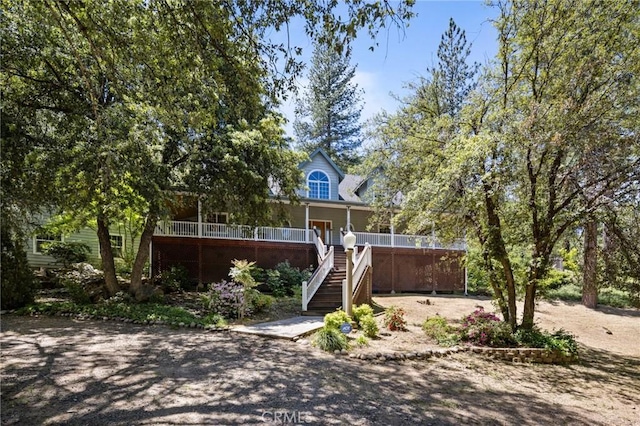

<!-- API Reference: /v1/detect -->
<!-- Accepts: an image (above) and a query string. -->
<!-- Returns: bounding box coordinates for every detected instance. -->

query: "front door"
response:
[309,220,332,244]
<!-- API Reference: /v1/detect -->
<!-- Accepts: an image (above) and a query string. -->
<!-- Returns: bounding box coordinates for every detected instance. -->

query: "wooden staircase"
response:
[304,249,347,316]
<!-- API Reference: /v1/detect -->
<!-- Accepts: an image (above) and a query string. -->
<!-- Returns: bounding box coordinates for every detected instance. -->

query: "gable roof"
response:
[299,148,345,180]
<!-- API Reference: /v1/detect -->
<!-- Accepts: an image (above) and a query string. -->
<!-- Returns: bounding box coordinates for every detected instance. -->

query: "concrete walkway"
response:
[231,316,324,340]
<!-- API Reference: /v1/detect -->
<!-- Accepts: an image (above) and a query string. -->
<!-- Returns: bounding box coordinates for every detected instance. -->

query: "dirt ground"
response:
[359,295,640,358]
[1,295,639,425]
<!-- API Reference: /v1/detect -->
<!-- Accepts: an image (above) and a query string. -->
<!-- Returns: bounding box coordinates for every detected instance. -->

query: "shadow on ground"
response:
[1,316,638,425]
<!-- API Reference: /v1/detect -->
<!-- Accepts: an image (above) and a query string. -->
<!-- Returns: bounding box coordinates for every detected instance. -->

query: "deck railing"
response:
[155,220,466,250]
[352,231,466,251]
[155,220,308,243]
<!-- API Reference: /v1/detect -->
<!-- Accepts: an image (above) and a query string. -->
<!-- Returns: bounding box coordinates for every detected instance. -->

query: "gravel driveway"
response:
[2,315,638,425]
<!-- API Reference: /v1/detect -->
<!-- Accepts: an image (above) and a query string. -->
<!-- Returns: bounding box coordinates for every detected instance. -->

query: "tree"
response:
[294,40,364,170]
[367,0,639,330]
[2,0,414,300]
[430,18,480,117]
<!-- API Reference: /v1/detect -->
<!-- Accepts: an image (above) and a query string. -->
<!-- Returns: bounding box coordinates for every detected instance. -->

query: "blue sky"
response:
[278,0,499,138]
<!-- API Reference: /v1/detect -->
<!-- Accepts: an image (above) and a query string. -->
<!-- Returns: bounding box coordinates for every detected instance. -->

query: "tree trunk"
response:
[97,215,120,296]
[129,212,158,300]
[582,220,598,308]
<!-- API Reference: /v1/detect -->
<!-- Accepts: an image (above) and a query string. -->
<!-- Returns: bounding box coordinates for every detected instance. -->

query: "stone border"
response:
[346,346,578,365]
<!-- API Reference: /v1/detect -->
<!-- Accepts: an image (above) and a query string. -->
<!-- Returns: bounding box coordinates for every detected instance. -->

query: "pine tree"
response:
[294,41,363,170]
[430,18,480,117]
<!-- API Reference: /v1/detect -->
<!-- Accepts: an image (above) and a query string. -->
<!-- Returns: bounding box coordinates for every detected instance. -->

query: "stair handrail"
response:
[302,245,334,311]
[351,243,372,299]
[312,229,328,263]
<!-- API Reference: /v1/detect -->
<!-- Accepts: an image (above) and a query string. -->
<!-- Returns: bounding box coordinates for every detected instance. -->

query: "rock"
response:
[190,322,196,328]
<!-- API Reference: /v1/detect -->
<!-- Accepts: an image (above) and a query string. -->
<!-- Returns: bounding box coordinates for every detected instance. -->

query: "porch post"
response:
[305,203,310,242]
[390,223,395,248]
[431,223,436,249]
[346,206,351,230]
[197,198,202,238]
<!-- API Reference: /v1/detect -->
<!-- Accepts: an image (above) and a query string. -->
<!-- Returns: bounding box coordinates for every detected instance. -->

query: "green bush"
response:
[324,310,352,330]
[265,269,287,297]
[360,314,379,338]
[515,327,578,356]
[61,278,91,305]
[352,303,374,327]
[42,241,91,267]
[314,326,349,352]
[248,290,274,313]
[422,316,460,346]
[383,306,407,331]
[1,227,37,309]
[159,264,191,293]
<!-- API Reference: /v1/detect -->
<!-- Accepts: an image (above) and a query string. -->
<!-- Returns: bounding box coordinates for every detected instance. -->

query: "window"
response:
[207,212,228,224]
[110,235,124,258]
[308,170,330,199]
[33,233,62,254]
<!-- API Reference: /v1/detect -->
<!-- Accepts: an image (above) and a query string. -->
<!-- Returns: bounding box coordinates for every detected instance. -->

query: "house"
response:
[26,217,138,271]
[152,148,467,313]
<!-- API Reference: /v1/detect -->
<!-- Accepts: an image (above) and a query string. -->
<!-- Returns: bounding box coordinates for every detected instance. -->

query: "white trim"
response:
[306,169,331,200]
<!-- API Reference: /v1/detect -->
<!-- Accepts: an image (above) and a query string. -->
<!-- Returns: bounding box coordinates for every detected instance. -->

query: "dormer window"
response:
[308,170,330,199]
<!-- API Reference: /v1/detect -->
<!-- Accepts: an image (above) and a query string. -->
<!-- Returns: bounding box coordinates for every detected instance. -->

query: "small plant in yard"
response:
[383,306,407,331]
[324,310,352,331]
[352,304,374,327]
[422,316,460,346]
[459,307,516,347]
[313,326,349,352]
[360,314,379,338]
[355,335,369,346]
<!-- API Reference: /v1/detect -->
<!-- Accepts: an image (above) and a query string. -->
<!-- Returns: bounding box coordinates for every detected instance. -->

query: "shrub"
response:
[61,278,92,305]
[159,264,191,293]
[422,316,460,346]
[383,306,407,331]
[42,241,91,267]
[248,290,274,313]
[515,327,578,356]
[459,307,516,347]
[265,269,287,297]
[352,303,374,327]
[360,314,379,338]
[203,280,246,319]
[314,326,349,352]
[324,310,352,331]
[1,227,37,309]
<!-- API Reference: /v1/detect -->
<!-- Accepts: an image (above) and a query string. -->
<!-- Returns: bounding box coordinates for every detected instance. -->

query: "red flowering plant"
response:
[458,307,516,347]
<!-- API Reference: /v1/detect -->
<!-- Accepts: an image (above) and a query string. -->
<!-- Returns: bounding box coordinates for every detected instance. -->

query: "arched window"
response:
[308,170,330,199]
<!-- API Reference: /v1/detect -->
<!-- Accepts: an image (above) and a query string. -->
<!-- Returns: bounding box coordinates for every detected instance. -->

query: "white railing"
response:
[352,243,372,291]
[352,231,466,251]
[312,231,327,262]
[155,221,466,251]
[155,221,199,237]
[302,245,334,311]
[155,220,309,244]
[203,223,254,239]
[256,226,307,243]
